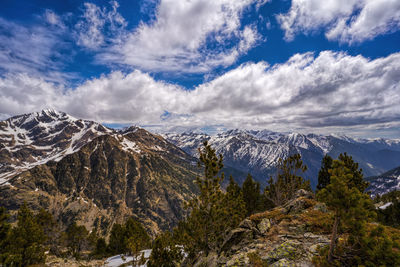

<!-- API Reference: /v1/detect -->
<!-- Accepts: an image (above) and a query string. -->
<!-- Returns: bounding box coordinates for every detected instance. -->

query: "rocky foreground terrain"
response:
[190,190,332,266]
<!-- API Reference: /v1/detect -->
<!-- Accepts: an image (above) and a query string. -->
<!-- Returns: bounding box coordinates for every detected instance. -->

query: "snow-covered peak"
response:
[0,110,112,184]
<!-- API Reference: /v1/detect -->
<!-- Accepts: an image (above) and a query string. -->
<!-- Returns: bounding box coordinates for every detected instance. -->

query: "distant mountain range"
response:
[164,130,400,188]
[366,166,400,197]
[1,110,399,235]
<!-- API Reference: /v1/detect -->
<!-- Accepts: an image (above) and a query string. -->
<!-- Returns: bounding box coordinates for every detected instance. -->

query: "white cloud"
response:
[94,0,263,72]
[1,51,400,137]
[74,1,127,49]
[0,18,73,83]
[278,0,400,44]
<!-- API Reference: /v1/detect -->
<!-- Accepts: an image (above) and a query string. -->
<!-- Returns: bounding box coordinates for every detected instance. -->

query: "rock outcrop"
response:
[193,190,332,266]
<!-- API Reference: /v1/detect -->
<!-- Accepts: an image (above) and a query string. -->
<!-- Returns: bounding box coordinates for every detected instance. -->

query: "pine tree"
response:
[226,175,241,198]
[338,152,369,192]
[242,174,261,216]
[183,141,245,256]
[2,203,46,266]
[316,154,333,191]
[93,237,108,258]
[124,217,151,263]
[66,222,88,258]
[265,154,311,206]
[148,231,183,267]
[317,158,375,263]
[0,207,11,263]
[224,177,247,229]
[108,223,126,254]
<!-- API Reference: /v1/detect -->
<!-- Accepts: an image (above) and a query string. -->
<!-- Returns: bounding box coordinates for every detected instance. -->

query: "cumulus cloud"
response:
[93,0,263,72]
[277,0,400,44]
[1,51,400,136]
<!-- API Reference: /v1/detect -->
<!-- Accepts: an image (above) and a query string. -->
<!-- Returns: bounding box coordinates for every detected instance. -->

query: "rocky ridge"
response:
[191,190,331,267]
[165,130,400,189]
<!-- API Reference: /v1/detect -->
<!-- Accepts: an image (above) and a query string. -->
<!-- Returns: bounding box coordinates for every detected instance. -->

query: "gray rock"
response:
[270,258,295,267]
[193,252,218,267]
[295,189,313,199]
[257,218,271,234]
[221,228,253,254]
[239,218,255,229]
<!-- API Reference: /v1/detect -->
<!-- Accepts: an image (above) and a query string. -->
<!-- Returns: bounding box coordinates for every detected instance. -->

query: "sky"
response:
[0,0,400,138]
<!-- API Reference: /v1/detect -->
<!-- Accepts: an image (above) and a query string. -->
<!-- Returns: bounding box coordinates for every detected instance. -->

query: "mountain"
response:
[0,109,111,184]
[366,166,400,197]
[0,110,199,235]
[164,130,400,188]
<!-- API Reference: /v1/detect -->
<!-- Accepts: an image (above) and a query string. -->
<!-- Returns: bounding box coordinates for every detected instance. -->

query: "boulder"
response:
[220,228,254,255]
[257,218,271,234]
[295,189,313,199]
[193,252,218,267]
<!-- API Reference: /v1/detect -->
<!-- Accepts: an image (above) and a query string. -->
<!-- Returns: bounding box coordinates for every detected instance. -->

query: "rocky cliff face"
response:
[0,111,200,236]
[189,190,331,267]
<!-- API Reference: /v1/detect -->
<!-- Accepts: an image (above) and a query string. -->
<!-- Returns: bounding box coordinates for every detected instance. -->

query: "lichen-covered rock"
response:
[295,189,313,199]
[270,258,296,267]
[221,228,254,254]
[193,192,331,267]
[193,252,219,267]
[283,196,314,214]
[264,240,302,263]
[257,218,271,234]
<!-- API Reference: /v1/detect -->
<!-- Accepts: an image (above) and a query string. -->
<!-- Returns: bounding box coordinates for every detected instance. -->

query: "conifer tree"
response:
[93,237,108,258]
[317,158,375,263]
[3,203,46,266]
[265,154,311,206]
[66,222,89,258]
[108,223,126,254]
[183,141,245,255]
[338,152,369,192]
[317,154,333,191]
[148,231,183,267]
[242,174,261,216]
[226,175,241,198]
[0,207,11,263]
[124,217,151,263]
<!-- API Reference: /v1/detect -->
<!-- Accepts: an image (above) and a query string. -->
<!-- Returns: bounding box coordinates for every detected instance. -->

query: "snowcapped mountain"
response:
[367,166,400,197]
[0,109,113,184]
[164,130,400,188]
[0,110,199,235]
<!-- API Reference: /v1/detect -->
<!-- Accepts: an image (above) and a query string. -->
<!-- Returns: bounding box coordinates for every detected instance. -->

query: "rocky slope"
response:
[190,190,331,266]
[0,111,200,236]
[0,109,111,184]
[165,130,400,189]
[367,166,400,197]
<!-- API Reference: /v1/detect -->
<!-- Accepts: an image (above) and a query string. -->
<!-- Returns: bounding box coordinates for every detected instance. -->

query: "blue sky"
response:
[0,0,400,138]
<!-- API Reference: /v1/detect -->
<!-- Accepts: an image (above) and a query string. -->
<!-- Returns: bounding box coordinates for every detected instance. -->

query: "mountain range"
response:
[164,130,400,188]
[1,110,400,235]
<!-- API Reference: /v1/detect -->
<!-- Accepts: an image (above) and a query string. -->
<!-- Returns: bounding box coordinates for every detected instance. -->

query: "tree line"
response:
[0,204,151,266]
